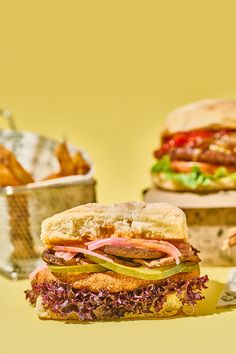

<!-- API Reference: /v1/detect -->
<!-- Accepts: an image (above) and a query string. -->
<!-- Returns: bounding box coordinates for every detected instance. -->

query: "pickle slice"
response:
[87,255,199,280]
[48,263,107,274]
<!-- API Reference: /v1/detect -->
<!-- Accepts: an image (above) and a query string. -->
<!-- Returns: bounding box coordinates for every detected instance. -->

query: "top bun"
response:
[164,98,236,135]
[41,202,188,246]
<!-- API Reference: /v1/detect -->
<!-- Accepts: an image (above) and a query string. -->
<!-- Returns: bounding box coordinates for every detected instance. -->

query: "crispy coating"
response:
[34,266,200,292]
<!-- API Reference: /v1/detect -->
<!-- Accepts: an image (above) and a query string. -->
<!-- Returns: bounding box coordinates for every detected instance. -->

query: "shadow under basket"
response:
[0,179,96,279]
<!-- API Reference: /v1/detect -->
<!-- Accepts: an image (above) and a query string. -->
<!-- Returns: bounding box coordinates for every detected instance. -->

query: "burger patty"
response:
[42,244,199,269]
[42,249,141,267]
[155,147,236,166]
[135,254,200,268]
[42,249,92,266]
[103,245,166,259]
[199,150,236,165]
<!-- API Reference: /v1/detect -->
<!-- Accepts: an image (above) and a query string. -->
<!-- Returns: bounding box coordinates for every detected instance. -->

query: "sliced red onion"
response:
[53,245,114,263]
[86,237,128,250]
[162,243,181,264]
[147,241,181,265]
[171,242,194,256]
[87,237,181,264]
[55,251,78,261]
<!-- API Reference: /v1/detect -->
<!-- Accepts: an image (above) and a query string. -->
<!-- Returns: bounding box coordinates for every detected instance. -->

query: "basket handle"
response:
[0,109,17,130]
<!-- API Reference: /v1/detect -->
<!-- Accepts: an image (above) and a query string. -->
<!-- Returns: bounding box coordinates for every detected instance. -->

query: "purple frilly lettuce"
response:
[25,275,208,321]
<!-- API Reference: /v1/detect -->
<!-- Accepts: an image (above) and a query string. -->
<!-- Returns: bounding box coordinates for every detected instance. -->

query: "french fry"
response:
[55,142,75,176]
[42,142,90,181]
[41,172,64,181]
[0,144,34,185]
[8,153,34,184]
[73,151,90,175]
[0,164,21,186]
[0,145,38,259]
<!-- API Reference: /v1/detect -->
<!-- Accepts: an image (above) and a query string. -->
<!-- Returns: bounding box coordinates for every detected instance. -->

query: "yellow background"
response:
[2,0,236,203]
[1,1,236,353]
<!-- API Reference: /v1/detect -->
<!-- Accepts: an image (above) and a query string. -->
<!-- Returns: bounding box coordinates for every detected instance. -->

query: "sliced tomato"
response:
[55,251,78,261]
[170,160,236,174]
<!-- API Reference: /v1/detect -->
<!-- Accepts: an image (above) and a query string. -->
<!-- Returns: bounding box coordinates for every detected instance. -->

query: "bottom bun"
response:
[152,172,236,192]
[36,293,194,321]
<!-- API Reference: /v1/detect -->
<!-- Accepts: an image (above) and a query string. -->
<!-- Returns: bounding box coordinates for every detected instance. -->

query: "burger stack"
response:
[144,99,236,265]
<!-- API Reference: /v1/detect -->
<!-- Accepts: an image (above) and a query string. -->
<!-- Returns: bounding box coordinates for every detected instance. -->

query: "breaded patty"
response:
[34,266,200,292]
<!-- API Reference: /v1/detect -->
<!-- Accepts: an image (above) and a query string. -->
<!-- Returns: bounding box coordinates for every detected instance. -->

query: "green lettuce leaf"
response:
[211,167,228,180]
[165,166,211,189]
[152,155,236,189]
[151,155,171,173]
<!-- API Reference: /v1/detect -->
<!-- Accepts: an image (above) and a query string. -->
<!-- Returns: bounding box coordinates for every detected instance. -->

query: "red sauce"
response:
[159,129,230,154]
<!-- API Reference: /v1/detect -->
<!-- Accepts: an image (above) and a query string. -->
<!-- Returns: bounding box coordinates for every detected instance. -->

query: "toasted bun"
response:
[35,293,195,321]
[152,172,236,192]
[41,202,188,246]
[164,98,236,135]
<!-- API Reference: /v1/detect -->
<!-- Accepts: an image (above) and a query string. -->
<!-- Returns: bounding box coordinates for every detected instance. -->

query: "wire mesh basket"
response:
[0,110,96,279]
[0,180,96,279]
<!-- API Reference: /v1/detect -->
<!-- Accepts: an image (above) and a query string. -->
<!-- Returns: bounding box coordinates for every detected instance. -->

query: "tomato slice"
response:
[170,160,236,174]
[170,161,218,174]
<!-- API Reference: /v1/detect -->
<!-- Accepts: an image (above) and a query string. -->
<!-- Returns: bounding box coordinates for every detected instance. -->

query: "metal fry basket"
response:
[0,180,96,279]
[0,110,96,279]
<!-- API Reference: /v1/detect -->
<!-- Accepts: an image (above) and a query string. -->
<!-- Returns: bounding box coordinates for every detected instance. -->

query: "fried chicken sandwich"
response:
[25,202,208,321]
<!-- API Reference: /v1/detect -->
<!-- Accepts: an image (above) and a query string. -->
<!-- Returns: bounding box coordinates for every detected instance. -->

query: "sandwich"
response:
[25,202,208,321]
[152,99,236,191]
